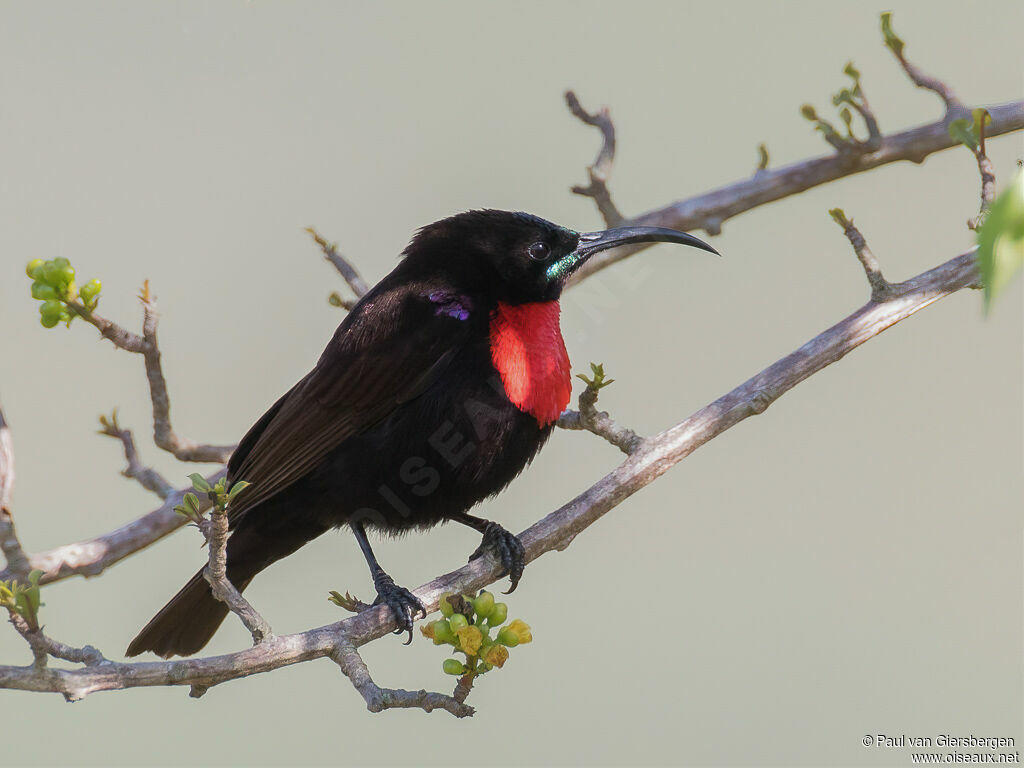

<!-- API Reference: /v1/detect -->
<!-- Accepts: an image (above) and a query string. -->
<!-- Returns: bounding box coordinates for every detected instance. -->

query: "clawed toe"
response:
[469,522,526,593]
[371,572,426,644]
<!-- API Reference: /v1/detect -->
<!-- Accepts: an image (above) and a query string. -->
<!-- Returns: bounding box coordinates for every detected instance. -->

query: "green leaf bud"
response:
[40,300,64,322]
[448,613,469,632]
[31,281,58,301]
[189,473,212,493]
[80,278,102,304]
[26,259,44,279]
[39,314,59,329]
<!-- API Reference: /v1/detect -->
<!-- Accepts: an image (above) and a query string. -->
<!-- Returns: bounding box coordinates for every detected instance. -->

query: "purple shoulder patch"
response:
[427,291,472,321]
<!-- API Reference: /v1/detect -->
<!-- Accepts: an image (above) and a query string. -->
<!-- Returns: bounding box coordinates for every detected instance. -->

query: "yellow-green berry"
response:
[487,602,508,627]
[448,613,469,632]
[442,659,466,676]
[431,619,455,645]
[497,627,520,647]
[26,259,44,279]
[473,591,495,619]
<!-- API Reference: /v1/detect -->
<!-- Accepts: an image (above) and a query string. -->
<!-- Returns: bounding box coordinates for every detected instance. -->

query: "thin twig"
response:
[565,91,624,227]
[331,641,474,717]
[557,382,644,455]
[0,406,30,580]
[0,246,981,706]
[136,284,235,463]
[970,115,997,230]
[306,227,371,308]
[884,27,962,113]
[829,210,898,302]
[67,284,235,464]
[203,507,273,646]
[98,410,176,500]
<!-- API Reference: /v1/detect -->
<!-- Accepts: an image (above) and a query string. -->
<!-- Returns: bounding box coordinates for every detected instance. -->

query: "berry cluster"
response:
[25,258,102,328]
[421,590,532,680]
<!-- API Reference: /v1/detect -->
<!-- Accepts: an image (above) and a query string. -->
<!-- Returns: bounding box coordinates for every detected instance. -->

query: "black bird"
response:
[127,210,717,658]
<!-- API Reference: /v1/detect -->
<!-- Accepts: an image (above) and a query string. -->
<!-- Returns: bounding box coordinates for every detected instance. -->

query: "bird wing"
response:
[225,286,477,522]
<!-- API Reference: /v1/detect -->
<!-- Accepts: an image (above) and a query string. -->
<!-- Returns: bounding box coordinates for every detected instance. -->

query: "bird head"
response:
[402,209,718,304]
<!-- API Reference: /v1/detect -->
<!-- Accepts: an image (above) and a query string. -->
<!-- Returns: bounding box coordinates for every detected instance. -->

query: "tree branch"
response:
[68,282,235,464]
[0,406,30,581]
[307,226,371,309]
[568,99,1022,283]
[0,469,225,585]
[557,367,643,455]
[203,505,273,646]
[0,245,980,707]
[97,410,176,500]
[565,91,624,227]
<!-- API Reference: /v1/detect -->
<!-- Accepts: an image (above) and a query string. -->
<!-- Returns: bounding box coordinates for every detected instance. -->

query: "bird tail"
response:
[125,566,256,659]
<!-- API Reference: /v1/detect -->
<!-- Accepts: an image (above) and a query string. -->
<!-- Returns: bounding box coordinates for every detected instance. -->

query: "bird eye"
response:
[527,242,550,261]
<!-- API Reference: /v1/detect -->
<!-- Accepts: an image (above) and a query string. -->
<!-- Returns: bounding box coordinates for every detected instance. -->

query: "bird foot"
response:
[371,572,426,644]
[469,522,525,593]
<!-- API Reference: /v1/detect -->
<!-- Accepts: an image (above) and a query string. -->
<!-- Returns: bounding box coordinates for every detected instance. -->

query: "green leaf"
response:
[948,119,977,151]
[188,473,212,493]
[843,61,861,82]
[977,170,1024,312]
[831,88,852,107]
[880,12,904,57]
[799,104,818,121]
[227,480,251,501]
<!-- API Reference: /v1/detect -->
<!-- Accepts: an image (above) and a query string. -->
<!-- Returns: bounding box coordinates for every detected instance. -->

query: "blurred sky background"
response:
[1,2,1021,766]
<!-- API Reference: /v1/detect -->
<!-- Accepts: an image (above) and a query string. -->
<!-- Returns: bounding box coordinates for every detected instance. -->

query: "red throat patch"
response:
[489,301,572,427]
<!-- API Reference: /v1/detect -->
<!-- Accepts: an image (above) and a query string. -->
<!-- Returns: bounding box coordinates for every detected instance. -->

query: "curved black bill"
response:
[547,225,719,283]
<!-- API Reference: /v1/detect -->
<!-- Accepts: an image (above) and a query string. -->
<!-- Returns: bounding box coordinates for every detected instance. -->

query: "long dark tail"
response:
[126,566,257,659]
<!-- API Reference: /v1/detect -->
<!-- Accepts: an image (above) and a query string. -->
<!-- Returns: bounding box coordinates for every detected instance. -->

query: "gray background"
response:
[1,2,1021,766]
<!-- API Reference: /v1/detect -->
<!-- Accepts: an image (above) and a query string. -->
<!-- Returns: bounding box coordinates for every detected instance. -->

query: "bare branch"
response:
[331,641,474,717]
[558,370,643,455]
[98,410,176,500]
[0,406,30,580]
[829,209,897,302]
[306,227,371,306]
[568,100,1023,282]
[203,506,273,646]
[67,283,235,464]
[0,246,980,706]
[565,91,624,227]
[0,469,225,586]
[137,284,235,463]
[968,114,997,230]
[882,13,962,114]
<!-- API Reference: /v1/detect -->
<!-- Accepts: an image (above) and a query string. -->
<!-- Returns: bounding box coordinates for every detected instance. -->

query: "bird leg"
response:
[350,521,425,643]
[448,512,526,593]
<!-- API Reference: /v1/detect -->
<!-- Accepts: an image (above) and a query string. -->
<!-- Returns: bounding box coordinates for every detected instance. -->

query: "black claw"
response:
[469,522,526,593]
[370,572,425,644]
